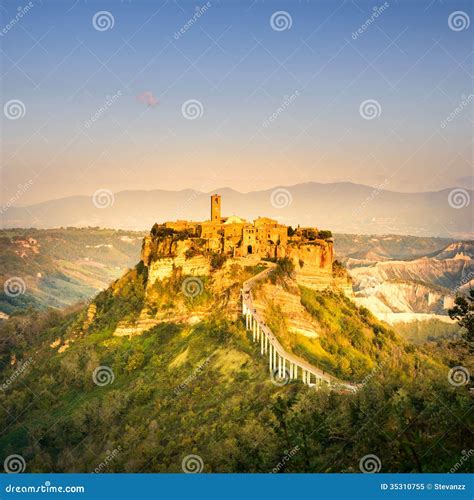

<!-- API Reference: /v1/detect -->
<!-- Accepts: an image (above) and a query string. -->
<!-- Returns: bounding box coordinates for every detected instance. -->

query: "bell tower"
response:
[211,194,221,222]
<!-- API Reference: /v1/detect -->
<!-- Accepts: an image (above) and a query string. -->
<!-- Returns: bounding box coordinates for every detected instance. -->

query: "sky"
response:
[1,0,472,205]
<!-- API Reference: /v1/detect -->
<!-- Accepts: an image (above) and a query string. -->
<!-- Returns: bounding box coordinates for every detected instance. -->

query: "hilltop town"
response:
[142,194,335,270]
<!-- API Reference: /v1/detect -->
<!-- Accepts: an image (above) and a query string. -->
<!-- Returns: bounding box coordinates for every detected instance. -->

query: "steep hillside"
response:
[251,275,406,382]
[0,254,471,473]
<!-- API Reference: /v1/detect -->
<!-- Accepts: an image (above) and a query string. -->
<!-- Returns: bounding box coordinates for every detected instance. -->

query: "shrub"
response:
[210,252,226,270]
[318,230,333,240]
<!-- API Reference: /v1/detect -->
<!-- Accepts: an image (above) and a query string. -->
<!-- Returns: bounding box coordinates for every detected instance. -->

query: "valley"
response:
[0,228,144,315]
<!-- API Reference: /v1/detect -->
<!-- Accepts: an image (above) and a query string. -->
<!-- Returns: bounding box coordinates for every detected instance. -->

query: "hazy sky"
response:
[1,0,472,205]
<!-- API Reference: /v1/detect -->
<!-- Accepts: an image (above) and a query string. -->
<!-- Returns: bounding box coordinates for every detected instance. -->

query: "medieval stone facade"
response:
[162,194,289,258]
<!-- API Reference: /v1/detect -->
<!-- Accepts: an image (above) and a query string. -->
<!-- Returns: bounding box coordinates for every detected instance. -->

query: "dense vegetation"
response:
[395,319,465,344]
[0,308,471,473]
[259,282,439,383]
[1,264,472,473]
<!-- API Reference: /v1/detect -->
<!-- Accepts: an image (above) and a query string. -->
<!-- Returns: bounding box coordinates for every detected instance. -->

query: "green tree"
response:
[448,290,474,346]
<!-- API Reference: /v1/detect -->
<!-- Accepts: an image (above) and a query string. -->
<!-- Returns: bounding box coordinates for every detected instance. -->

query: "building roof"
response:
[254,216,278,225]
[224,215,246,225]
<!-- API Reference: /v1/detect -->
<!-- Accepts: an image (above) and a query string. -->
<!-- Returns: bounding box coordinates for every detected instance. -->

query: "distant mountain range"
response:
[1,182,472,237]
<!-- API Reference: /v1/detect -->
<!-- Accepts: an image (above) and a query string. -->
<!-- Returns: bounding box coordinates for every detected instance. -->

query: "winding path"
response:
[241,266,358,392]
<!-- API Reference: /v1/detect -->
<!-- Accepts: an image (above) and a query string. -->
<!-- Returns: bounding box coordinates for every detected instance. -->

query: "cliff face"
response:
[287,240,334,270]
[141,235,211,287]
[141,235,336,286]
[346,240,473,323]
[141,235,181,265]
[110,232,340,338]
[286,240,340,291]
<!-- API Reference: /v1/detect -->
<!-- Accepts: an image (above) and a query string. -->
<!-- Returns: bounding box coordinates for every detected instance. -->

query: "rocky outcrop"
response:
[147,256,210,288]
[347,240,473,322]
[286,240,335,290]
[141,236,211,287]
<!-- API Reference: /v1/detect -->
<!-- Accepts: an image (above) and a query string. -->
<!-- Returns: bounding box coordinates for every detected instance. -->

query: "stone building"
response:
[202,194,288,257]
[163,194,289,258]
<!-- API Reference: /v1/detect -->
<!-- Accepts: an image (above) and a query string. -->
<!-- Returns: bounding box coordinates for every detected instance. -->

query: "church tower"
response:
[211,194,221,222]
